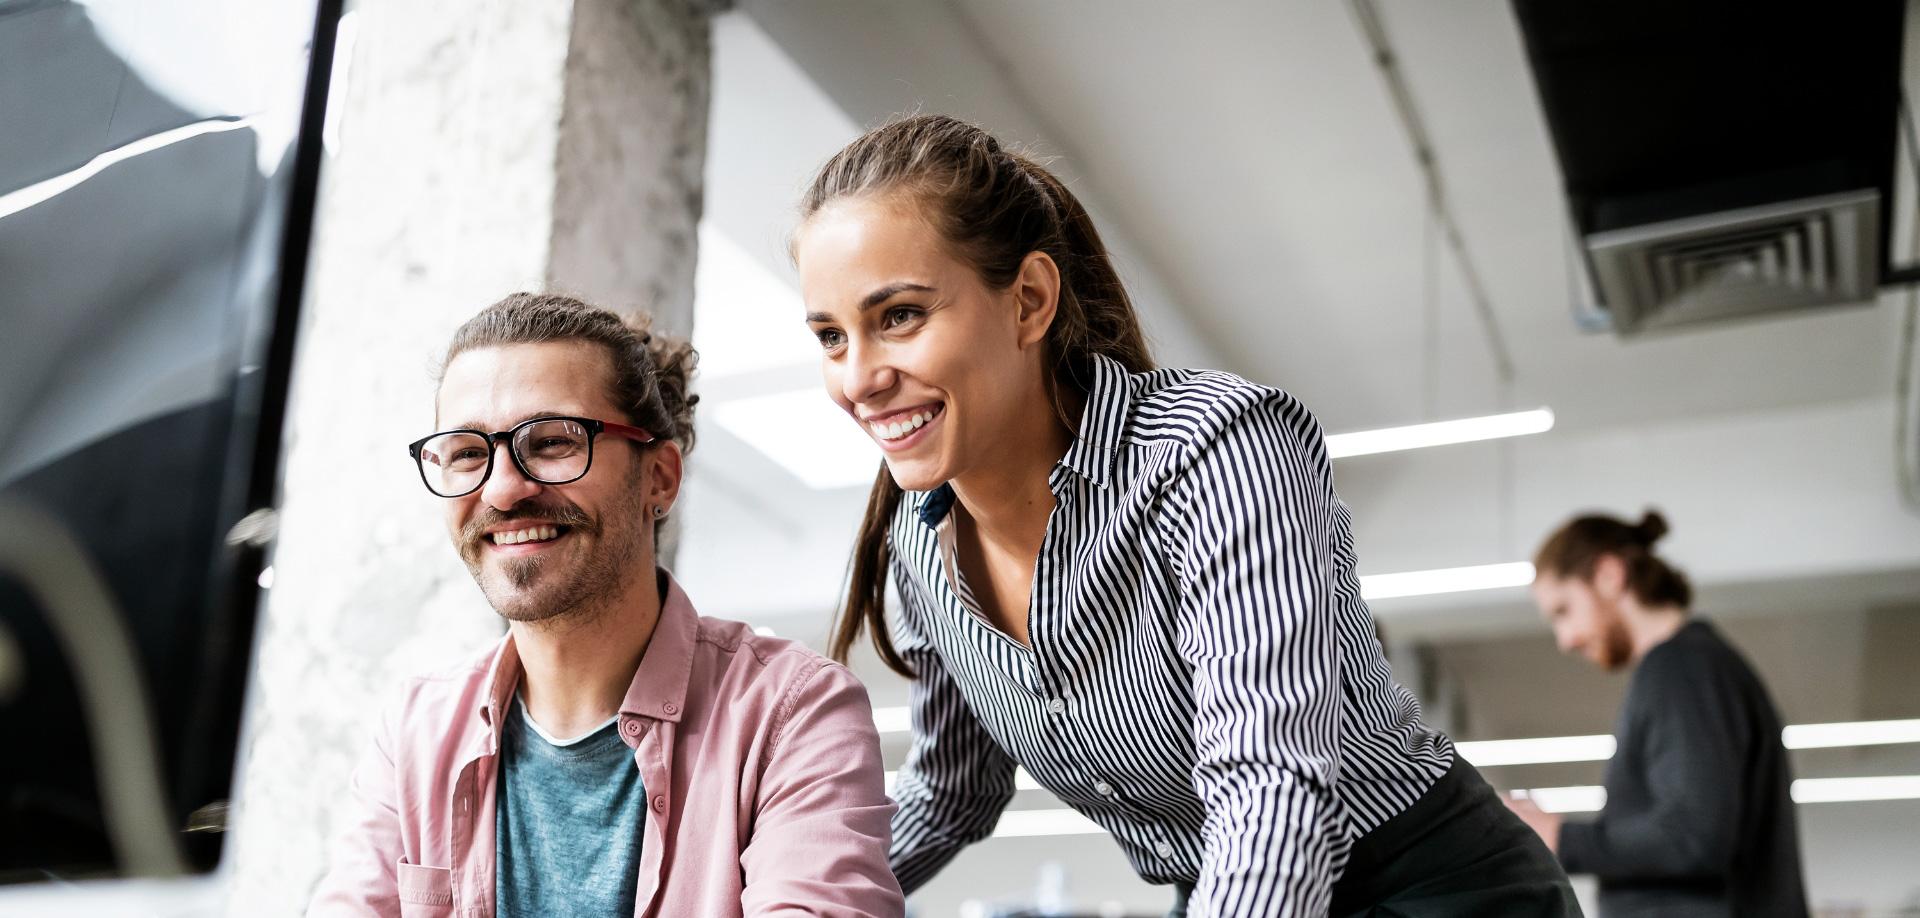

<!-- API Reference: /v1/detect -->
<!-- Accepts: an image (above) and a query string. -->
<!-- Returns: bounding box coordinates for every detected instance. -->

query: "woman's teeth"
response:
[492,525,560,545]
[872,409,937,441]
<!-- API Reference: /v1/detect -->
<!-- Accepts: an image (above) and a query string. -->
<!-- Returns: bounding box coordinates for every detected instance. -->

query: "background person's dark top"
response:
[1559,619,1808,917]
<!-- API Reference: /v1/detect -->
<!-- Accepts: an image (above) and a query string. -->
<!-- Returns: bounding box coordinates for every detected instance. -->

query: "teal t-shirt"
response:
[495,695,646,917]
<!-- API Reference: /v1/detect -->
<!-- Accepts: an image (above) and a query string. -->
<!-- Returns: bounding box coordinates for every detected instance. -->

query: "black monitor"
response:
[0,0,339,885]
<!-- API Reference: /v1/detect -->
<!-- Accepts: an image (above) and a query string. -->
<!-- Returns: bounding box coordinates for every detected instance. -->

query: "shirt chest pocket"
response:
[396,861,453,917]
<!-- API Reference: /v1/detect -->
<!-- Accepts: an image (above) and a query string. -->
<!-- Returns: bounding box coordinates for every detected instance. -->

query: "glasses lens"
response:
[418,431,490,496]
[514,418,591,483]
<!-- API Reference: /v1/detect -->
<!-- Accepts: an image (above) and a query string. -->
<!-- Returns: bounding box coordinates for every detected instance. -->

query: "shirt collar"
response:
[475,632,522,756]
[913,354,1134,529]
[620,568,695,724]
[1055,353,1132,488]
[475,568,696,741]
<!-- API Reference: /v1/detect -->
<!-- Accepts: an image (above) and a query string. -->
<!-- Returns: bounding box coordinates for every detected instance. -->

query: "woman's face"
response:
[795,195,1054,493]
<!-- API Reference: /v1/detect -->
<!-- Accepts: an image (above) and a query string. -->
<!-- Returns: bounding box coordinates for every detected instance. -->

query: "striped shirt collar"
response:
[914,354,1133,529]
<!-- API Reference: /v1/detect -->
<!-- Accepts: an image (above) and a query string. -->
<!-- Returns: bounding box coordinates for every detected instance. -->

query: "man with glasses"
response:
[310,293,903,918]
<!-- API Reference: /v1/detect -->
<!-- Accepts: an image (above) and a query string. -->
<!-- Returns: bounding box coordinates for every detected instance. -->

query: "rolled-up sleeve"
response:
[1155,398,1347,916]
[885,562,1018,893]
[739,660,905,917]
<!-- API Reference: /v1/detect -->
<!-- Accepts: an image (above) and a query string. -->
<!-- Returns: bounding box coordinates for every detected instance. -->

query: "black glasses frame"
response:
[406,415,655,498]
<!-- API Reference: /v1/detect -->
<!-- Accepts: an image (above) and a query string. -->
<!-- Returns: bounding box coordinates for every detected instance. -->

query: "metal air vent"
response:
[1512,0,1903,336]
[1585,190,1880,335]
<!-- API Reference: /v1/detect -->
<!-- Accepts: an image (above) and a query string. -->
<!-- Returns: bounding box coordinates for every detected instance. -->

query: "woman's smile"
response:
[861,402,945,451]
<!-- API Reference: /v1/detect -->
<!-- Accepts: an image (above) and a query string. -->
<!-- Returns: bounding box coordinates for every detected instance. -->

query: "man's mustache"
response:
[460,500,596,549]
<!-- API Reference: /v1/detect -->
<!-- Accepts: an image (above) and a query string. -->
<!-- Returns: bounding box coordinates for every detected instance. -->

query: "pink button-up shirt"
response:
[309,573,904,917]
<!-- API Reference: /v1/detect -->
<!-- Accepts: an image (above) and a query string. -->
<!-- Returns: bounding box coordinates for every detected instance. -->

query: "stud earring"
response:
[652,505,668,519]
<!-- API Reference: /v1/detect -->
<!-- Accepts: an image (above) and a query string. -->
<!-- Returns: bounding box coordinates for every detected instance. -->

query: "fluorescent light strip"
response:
[1520,776,1920,813]
[876,711,1920,759]
[968,777,1920,838]
[1791,775,1920,804]
[1523,785,1608,814]
[869,714,1920,838]
[1358,561,1535,600]
[885,769,1042,793]
[0,118,252,220]
[715,393,1552,492]
[1451,718,1920,766]
[1324,408,1554,459]
[1456,734,1616,768]
[880,771,1920,835]
[991,808,1107,838]
[1782,719,1920,749]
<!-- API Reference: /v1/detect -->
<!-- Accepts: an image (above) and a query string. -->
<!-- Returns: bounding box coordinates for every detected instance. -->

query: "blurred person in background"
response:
[1507,510,1808,917]
[793,115,1579,917]
[309,294,902,917]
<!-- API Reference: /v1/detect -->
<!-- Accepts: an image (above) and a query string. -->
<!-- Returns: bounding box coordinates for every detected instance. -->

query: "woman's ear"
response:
[1011,250,1062,348]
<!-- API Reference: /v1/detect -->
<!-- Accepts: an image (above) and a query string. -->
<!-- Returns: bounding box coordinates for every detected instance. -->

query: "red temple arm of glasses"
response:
[603,420,657,444]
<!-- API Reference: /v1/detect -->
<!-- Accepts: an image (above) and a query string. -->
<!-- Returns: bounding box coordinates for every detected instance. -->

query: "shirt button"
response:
[651,795,667,812]
[1155,841,1174,858]
[622,720,641,735]
[662,702,678,715]
[1047,698,1066,714]
[1095,781,1114,796]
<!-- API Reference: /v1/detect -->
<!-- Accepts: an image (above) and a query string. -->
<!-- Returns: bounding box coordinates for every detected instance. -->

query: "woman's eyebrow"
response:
[806,281,937,323]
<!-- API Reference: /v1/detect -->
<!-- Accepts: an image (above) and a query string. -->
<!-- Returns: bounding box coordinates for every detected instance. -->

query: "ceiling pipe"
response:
[1347,0,1517,386]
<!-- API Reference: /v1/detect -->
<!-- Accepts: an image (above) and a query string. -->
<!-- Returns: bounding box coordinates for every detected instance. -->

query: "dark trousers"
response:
[1169,754,1581,916]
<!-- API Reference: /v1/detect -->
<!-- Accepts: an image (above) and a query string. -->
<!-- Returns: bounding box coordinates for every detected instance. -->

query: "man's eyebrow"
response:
[805,282,936,323]
[449,409,579,431]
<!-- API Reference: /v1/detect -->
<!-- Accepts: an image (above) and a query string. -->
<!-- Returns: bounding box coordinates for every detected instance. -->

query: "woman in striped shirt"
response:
[793,115,1578,917]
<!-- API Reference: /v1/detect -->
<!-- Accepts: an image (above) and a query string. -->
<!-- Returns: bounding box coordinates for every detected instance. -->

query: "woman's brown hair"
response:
[799,115,1154,676]
[1534,509,1693,609]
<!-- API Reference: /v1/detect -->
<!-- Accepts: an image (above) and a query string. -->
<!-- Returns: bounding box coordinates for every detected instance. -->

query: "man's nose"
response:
[1555,630,1581,655]
[479,441,541,511]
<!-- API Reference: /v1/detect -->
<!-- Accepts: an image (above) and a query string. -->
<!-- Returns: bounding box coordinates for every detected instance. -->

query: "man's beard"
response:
[1597,616,1635,671]
[458,486,648,626]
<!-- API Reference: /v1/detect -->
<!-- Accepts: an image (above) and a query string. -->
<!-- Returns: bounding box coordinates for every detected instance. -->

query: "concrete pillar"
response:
[548,0,711,332]
[225,2,715,913]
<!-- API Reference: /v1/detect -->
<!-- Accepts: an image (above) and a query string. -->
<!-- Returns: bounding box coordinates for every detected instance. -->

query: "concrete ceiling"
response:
[937,0,1905,432]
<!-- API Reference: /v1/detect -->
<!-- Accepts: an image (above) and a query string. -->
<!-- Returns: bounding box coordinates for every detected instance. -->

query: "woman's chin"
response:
[883,457,947,493]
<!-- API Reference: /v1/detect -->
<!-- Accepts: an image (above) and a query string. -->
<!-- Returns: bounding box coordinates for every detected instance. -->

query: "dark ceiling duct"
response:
[1513,1,1907,335]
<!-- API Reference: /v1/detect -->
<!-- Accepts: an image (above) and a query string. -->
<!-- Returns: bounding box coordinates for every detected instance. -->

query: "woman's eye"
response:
[815,328,844,349]
[883,306,923,328]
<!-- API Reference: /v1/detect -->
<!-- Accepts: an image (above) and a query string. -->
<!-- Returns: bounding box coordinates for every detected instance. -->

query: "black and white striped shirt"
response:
[885,355,1454,917]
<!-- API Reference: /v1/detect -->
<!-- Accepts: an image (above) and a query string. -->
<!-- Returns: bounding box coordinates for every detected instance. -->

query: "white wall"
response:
[1338,394,1920,637]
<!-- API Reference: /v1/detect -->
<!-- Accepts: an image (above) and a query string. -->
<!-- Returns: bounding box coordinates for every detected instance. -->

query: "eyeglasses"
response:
[407,416,655,498]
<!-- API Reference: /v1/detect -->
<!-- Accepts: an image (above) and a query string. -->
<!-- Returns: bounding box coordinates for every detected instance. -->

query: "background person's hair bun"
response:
[1636,509,1670,545]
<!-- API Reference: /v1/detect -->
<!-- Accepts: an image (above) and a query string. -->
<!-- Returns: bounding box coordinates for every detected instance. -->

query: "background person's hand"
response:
[1501,792,1563,854]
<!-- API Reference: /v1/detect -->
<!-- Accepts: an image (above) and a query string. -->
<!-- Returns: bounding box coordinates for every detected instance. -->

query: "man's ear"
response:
[645,440,684,512]
[1592,554,1628,600]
